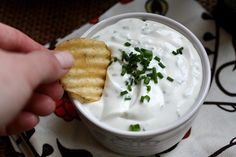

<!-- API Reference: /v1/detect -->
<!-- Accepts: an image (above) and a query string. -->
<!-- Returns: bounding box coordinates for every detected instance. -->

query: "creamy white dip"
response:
[81,18,202,131]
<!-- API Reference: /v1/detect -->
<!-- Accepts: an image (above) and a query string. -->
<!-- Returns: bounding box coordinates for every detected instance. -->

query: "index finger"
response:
[0,23,47,52]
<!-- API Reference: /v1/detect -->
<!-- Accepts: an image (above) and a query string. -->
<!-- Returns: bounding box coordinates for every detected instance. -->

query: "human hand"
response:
[0,23,74,135]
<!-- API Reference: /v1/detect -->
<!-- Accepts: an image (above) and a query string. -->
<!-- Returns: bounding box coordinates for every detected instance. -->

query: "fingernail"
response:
[54,52,74,69]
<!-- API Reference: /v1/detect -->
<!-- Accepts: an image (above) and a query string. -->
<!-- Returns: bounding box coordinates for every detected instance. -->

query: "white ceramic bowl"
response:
[74,12,211,156]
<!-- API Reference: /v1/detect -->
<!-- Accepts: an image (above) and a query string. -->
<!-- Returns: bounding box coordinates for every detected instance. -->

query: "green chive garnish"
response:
[113,57,118,62]
[157,72,164,79]
[140,95,150,103]
[140,48,153,60]
[122,51,129,61]
[158,62,166,69]
[124,42,131,47]
[177,47,184,54]
[172,51,178,55]
[125,97,131,101]
[127,85,132,91]
[154,56,161,62]
[144,77,150,85]
[172,47,184,55]
[120,90,128,96]
[167,76,174,82]
[134,47,141,52]
[147,85,151,92]
[129,124,141,131]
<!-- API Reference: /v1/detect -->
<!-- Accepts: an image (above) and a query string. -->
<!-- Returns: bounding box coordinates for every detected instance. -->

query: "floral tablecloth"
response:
[10,0,236,156]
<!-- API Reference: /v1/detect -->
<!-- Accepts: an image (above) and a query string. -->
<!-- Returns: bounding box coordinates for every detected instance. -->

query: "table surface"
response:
[0,0,217,156]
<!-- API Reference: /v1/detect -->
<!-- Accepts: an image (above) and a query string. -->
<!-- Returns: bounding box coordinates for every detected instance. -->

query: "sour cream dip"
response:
[82,18,202,132]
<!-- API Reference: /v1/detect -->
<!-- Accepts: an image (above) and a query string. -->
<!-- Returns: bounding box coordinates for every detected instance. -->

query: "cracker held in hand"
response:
[55,38,111,103]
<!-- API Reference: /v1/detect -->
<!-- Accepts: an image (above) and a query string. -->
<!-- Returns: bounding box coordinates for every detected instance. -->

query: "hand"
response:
[0,23,74,135]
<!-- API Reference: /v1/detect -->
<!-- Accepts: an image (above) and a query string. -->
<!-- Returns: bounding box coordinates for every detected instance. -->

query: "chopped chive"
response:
[122,51,129,61]
[134,47,141,52]
[125,97,131,101]
[121,70,126,76]
[140,95,150,103]
[120,90,128,96]
[144,77,150,85]
[172,47,184,55]
[138,75,145,81]
[154,56,161,62]
[157,72,164,79]
[113,57,118,62]
[140,96,144,103]
[140,48,153,60]
[177,47,184,54]
[141,59,150,68]
[127,85,132,91]
[129,124,141,131]
[158,62,166,69]
[172,51,178,55]
[130,78,134,86]
[121,65,127,76]
[153,77,158,83]
[146,85,151,92]
[124,42,131,47]
[150,67,158,83]
[167,76,174,82]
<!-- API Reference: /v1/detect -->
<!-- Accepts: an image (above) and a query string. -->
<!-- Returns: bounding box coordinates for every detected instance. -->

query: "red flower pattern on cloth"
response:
[89,16,100,24]
[182,128,192,139]
[119,0,133,4]
[55,95,80,121]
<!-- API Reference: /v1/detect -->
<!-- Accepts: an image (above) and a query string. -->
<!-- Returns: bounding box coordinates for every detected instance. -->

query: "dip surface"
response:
[80,18,202,131]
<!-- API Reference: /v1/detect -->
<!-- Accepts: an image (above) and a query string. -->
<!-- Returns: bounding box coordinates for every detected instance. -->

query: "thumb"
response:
[23,51,74,88]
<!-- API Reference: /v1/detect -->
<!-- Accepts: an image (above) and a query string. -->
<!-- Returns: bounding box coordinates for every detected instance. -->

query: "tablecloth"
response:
[10,0,236,156]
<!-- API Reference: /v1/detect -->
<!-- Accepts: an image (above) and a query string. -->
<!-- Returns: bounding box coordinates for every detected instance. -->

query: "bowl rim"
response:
[73,12,211,137]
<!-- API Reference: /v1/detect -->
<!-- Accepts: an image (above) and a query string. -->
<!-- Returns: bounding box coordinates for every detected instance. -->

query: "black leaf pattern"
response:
[24,128,35,140]
[41,144,54,157]
[201,12,213,20]
[215,61,236,97]
[232,35,236,70]
[208,137,236,157]
[202,8,236,114]
[21,132,40,157]
[205,47,214,55]
[204,102,236,112]
[203,32,216,41]
[56,139,93,157]
[230,137,236,144]
[217,104,236,112]
[16,137,23,145]
[156,143,179,156]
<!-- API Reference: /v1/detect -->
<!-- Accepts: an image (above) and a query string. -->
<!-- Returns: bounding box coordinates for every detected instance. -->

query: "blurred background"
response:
[0,0,217,45]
